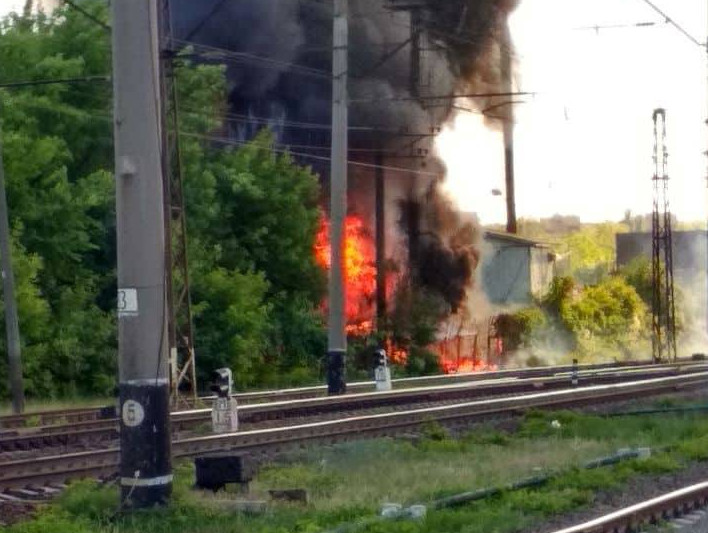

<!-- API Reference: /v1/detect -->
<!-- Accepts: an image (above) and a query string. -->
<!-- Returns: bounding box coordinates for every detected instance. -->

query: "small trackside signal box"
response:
[210,368,238,433]
[373,349,392,392]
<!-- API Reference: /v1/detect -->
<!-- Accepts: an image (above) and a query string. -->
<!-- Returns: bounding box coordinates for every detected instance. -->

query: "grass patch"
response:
[0,397,114,417]
[518,409,708,449]
[250,430,614,510]
[7,404,708,533]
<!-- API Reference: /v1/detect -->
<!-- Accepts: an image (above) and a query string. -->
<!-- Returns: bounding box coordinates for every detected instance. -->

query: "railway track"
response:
[1,371,706,494]
[0,363,702,455]
[548,481,708,533]
[0,359,683,431]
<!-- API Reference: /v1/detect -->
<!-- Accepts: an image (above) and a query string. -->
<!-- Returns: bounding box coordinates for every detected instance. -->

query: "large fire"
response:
[314,213,496,374]
[314,214,377,333]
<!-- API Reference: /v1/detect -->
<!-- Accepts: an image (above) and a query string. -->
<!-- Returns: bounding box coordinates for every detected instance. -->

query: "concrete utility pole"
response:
[705,7,708,338]
[112,0,172,507]
[0,110,24,415]
[327,0,349,395]
[501,20,517,234]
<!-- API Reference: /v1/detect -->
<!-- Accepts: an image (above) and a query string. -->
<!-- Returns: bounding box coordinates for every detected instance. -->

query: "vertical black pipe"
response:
[375,149,386,330]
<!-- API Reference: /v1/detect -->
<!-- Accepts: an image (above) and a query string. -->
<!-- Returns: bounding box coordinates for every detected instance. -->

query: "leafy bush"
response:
[495,307,547,352]
[0,7,329,398]
[560,276,646,359]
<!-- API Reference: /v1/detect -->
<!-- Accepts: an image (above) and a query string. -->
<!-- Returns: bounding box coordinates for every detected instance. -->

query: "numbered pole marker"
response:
[117,288,139,317]
[122,399,145,427]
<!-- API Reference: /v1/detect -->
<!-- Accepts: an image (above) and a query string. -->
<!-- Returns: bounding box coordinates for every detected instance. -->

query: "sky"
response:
[0,0,56,14]
[1,0,706,225]
[438,0,708,224]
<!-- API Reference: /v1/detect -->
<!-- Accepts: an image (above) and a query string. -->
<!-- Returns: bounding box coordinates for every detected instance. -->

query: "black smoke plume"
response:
[172,0,517,313]
[400,182,481,313]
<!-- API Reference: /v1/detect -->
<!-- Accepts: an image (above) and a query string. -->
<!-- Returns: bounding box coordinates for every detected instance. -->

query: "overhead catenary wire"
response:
[3,80,440,138]
[637,0,704,47]
[176,104,438,136]
[182,0,229,42]
[172,39,333,80]
[170,1,521,80]
[0,75,109,89]
[179,130,441,177]
[2,1,532,169]
[61,0,110,31]
[573,20,667,32]
[350,91,536,104]
[297,0,519,54]
[2,97,439,177]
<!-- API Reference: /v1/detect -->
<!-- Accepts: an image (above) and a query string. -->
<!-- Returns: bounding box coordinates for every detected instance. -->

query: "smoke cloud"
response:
[172,0,518,317]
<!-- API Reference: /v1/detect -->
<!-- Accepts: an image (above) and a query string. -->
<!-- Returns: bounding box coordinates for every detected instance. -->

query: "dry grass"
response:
[250,434,617,510]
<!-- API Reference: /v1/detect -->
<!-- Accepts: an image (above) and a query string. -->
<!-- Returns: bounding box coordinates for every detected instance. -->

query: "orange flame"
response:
[315,214,376,333]
[433,334,498,374]
[384,338,408,365]
[314,213,496,373]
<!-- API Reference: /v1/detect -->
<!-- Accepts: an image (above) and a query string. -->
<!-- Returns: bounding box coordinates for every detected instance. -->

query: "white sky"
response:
[0,0,57,14]
[2,0,706,224]
[439,0,708,224]
[0,0,22,12]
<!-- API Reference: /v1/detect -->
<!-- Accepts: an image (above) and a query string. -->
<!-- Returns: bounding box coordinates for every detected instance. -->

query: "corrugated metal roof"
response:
[483,230,552,248]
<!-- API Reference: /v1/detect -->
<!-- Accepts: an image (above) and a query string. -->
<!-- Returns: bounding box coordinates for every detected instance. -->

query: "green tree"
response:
[0,3,328,399]
[179,120,326,386]
[0,2,115,398]
[387,285,446,376]
[619,257,653,307]
[191,268,271,389]
[559,277,647,360]
[560,223,624,284]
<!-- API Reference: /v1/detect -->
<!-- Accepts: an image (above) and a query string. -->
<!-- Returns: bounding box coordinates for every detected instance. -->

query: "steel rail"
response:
[199,359,680,403]
[548,481,708,533]
[1,371,706,492]
[0,359,687,430]
[0,364,703,453]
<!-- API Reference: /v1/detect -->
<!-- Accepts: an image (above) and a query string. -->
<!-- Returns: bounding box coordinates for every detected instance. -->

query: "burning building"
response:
[171,0,520,370]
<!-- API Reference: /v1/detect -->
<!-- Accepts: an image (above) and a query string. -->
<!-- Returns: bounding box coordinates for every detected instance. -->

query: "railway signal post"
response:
[211,368,238,433]
[112,0,172,507]
[373,349,392,392]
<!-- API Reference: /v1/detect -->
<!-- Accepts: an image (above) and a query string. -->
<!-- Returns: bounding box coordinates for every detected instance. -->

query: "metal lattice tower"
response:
[651,108,677,363]
[158,0,198,405]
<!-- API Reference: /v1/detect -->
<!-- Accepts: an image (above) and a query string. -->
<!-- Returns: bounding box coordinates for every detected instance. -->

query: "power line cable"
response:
[3,98,439,176]
[175,103,436,135]
[637,0,703,47]
[354,34,414,80]
[61,0,110,31]
[573,20,666,32]
[350,90,535,104]
[7,80,436,137]
[183,0,228,42]
[178,131,441,177]
[171,4,519,81]
[172,39,332,80]
[0,75,109,89]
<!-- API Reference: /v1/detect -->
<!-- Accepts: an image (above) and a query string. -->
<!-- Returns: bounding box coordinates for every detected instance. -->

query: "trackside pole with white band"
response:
[112,0,172,508]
